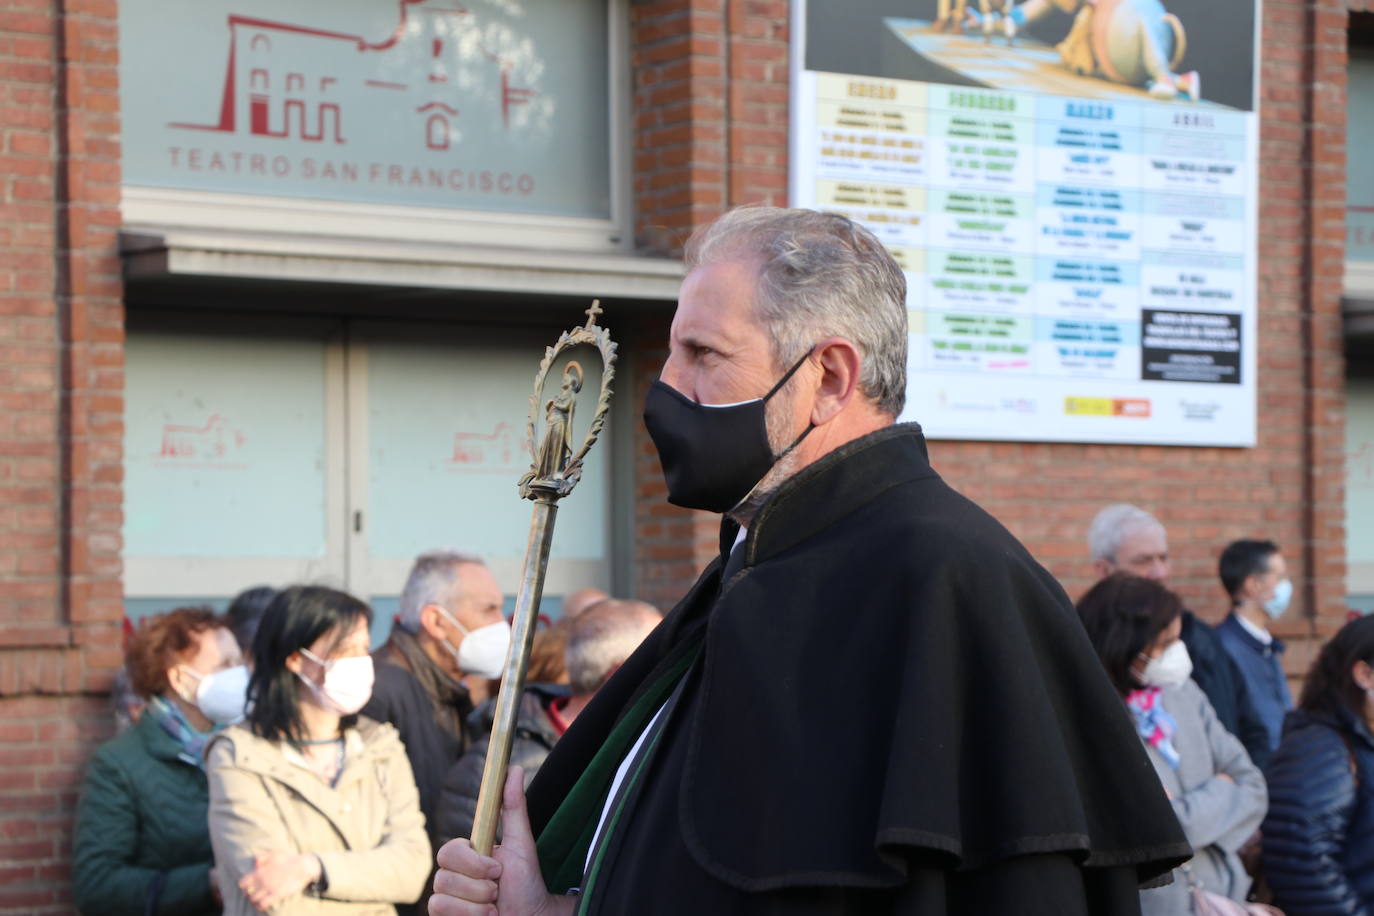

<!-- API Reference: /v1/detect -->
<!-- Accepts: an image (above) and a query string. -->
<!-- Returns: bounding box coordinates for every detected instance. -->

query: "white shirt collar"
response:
[1233,610,1273,645]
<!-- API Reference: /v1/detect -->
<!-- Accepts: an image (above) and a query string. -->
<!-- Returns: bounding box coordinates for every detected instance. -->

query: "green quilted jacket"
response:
[72,710,219,916]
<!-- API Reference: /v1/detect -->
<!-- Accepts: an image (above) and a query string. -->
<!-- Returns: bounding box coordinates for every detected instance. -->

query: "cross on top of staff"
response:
[584,299,603,328]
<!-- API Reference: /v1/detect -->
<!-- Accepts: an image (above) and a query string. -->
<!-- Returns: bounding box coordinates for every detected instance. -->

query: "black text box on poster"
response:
[1141,309,1241,384]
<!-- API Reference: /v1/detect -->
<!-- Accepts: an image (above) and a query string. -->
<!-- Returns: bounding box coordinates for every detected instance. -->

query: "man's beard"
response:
[728,387,803,526]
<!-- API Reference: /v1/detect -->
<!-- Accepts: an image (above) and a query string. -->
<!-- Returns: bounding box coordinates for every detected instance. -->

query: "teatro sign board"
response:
[119,0,616,231]
[790,0,1260,446]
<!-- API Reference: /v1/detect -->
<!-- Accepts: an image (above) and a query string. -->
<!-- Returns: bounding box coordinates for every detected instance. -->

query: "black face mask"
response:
[643,352,813,513]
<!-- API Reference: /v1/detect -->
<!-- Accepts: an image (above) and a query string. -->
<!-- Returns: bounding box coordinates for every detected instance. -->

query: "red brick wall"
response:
[626,0,1351,688]
[631,0,790,253]
[0,1,124,912]
[0,697,111,913]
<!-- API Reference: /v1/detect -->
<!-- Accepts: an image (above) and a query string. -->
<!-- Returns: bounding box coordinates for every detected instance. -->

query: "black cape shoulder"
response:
[529,424,1189,894]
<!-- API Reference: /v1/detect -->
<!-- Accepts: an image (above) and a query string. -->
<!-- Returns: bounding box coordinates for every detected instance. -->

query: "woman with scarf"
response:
[1077,573,1268,915]
[74,606,249,915]
[206,586,430,916]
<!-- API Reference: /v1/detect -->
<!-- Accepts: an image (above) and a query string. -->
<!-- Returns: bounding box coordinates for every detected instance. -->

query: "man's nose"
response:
[658,352,688,393]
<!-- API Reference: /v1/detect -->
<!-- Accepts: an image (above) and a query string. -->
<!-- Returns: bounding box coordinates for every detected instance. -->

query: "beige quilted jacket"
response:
[206,718,431,916]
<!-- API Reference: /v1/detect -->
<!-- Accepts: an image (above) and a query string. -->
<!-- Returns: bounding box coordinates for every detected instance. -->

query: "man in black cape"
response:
[431,207,1190,915]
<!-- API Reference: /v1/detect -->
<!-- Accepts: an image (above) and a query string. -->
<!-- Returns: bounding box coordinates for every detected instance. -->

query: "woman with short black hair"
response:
[1263,614,1374,914]
[206,586,430,916]
[1077,573,1267,915]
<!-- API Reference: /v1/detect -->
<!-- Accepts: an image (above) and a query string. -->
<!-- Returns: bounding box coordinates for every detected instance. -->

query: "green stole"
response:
[535,639,703,901]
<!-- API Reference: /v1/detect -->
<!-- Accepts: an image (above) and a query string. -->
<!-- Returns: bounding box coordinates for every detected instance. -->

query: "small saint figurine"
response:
[536,361,583,480]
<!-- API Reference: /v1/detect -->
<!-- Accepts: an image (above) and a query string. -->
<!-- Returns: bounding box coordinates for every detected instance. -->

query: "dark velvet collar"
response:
[720,423,937,570]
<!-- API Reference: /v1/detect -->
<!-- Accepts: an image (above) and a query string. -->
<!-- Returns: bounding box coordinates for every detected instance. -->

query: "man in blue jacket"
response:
[1216,539,1294,755]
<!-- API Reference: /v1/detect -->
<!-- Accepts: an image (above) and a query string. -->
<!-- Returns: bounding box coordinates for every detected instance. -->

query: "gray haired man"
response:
[433,208,1188,916]
[361,551,509,867]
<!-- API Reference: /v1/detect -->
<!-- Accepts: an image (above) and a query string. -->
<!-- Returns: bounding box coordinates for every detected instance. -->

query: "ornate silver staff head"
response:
[469,300,619,856]
[518,300,618,501]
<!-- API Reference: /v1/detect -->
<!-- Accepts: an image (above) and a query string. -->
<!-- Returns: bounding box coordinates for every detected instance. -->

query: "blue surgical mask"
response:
[1264,578,1293,621]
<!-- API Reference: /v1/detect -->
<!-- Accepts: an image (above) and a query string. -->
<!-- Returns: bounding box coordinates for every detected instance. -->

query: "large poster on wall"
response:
[790,0,1260,445]
[119,0,611,219]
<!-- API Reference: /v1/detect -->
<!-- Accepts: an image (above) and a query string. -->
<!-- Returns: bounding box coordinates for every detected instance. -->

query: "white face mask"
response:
[436,606,511,679]
[1263,578,1293,621]
[298,649,375,715]
[1139,640,1193,689]
[179,664,250,725]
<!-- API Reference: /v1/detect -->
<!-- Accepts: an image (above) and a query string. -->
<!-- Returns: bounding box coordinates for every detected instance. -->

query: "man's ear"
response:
[1093,559,1114,580]
[808,337,863,426]
[418,604,449,642]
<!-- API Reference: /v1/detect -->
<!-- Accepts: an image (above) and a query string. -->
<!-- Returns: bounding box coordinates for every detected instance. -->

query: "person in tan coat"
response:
[207,586,431,915]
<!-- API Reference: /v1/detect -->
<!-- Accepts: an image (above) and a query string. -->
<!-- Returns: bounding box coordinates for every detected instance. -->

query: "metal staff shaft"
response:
[470,495,559,856]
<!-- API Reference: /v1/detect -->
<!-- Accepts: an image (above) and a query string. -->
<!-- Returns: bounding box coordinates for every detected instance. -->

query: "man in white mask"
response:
[1215,538,1295,755]
[361,550,509,914]
[434,598,663,845]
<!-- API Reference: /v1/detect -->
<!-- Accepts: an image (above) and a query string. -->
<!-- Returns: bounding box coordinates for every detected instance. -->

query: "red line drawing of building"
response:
[499,68,535,128]
[417,100,460,150]
[451,422,520,467]
[168,0,536,149]
[156,414,248,461]
[1351,441,1374,489]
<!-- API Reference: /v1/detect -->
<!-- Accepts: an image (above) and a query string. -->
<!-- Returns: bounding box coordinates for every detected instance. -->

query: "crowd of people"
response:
[72,507,1374,916]
[64,207,1374,915]
[70,553,660,916]
[1077,503,1374,915]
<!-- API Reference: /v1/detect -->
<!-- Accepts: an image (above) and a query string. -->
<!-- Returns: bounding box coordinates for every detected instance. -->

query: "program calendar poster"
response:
[790,0,1260,446]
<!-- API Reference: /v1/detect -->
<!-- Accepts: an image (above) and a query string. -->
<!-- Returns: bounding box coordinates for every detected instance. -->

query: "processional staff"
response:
[469,301,617,856]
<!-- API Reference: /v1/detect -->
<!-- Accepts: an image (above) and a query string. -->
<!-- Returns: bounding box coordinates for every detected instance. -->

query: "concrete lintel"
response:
[120,229,685,301]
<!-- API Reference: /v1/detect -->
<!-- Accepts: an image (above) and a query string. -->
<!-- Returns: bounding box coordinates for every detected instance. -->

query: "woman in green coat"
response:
[73,607,247,916]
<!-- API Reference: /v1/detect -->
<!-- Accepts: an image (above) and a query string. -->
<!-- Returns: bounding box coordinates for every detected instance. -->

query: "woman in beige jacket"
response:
[207,586,431,915]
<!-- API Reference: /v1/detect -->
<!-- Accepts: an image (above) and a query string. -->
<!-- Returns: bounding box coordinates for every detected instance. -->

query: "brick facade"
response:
[0,0,1355,911]
[0,1,124,912]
